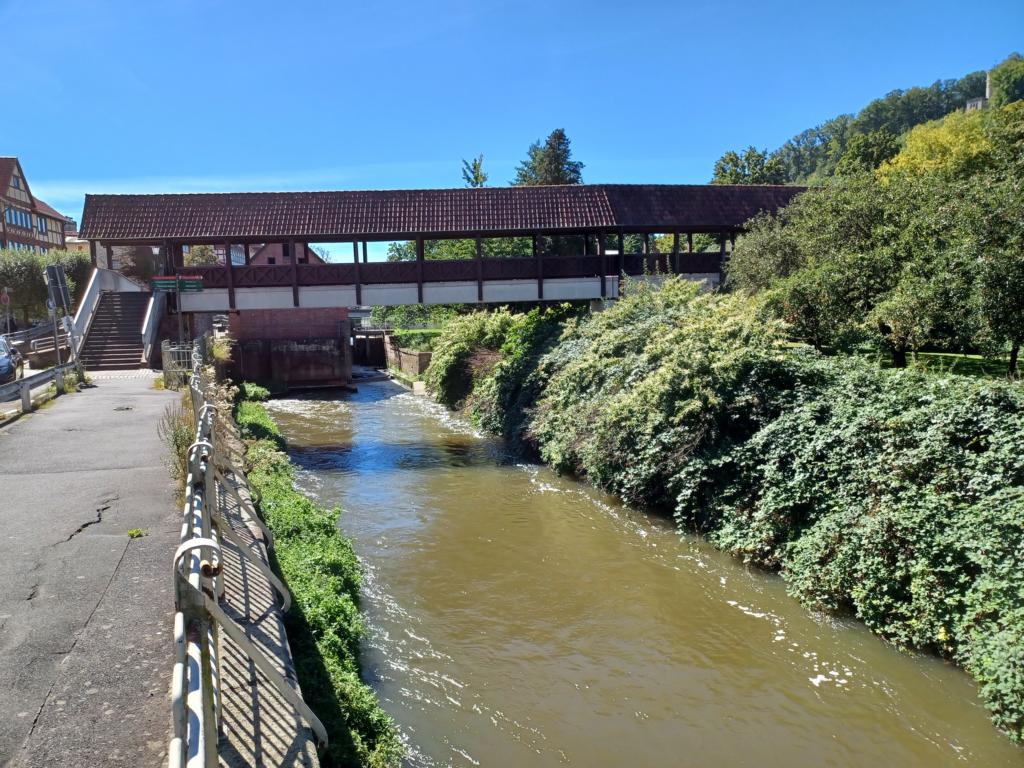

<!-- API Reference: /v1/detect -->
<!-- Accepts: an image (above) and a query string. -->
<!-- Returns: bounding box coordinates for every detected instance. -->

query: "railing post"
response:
[20,380,31,413]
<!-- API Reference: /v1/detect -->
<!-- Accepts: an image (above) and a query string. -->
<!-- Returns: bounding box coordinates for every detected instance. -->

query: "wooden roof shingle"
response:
[79,184,803,242]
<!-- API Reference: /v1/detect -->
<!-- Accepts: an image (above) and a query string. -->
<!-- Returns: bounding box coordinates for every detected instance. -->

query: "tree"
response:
[311,245,331,262]
[513,129,584,186]
[879,109,991,179]
[461,155,488,187]
[184,244,218,266]
[834,130,899,175]
[711,146,787,185]
[0,248,89,324]
[989,53,1024,108]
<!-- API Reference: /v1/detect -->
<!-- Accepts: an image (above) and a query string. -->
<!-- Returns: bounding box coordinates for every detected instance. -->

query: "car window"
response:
[0,339,8,354]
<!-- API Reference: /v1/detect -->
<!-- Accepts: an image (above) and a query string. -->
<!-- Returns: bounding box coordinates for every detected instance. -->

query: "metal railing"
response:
[0,363,75,414]
[170,344,327,768]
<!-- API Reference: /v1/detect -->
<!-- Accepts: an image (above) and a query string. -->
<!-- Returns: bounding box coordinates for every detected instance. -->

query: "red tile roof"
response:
[80,184,803,242]
[32,197,66,220]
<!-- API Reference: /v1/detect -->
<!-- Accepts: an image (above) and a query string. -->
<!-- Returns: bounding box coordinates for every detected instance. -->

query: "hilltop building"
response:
[0,157,68,252]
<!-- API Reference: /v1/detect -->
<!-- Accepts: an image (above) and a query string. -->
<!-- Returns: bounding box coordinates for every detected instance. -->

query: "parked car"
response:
[0,337,25,385]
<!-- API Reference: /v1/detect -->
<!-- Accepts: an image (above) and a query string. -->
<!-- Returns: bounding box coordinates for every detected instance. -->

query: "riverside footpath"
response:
[0,371,180,766]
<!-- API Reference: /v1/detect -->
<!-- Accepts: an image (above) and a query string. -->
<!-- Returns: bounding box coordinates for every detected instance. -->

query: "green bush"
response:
[423,309,516,407]
[238,381,271,402]
[390,328,442,352]
[236,401,402,767]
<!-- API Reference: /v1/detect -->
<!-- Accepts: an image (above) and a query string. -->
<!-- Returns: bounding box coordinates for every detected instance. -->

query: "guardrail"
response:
[0,363,75,414]
[170,344,327,767]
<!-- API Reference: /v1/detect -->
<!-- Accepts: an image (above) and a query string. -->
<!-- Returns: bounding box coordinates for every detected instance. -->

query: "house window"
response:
[38,217,47,234]
[267,257,276,265]
[5,207,32,229]
[11,175,21,189]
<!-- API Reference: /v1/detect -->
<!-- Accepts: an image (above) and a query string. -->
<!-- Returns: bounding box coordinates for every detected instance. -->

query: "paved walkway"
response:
[0,372,180,767]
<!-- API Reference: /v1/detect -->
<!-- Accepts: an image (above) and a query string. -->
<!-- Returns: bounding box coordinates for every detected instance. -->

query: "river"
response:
[265,381,1023,767]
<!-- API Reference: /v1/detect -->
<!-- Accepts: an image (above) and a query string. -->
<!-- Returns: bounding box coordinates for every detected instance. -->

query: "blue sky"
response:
[2,0,1022,229]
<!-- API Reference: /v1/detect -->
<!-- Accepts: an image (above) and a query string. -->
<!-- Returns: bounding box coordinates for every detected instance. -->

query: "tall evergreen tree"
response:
[513,128,584,186]
[461,155,488,187]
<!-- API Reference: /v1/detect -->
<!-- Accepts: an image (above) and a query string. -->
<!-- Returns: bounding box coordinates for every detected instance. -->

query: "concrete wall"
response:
[234,334,352,388]
[228,307,348,341]
[228,308,352,388]
[384,335,432,379]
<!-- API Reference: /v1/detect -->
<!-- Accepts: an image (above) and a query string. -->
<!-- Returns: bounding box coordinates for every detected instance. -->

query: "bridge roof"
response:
[80,184,803,242]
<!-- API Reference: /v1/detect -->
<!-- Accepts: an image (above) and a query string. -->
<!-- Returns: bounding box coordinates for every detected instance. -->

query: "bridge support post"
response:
[598,231,607,298]
[224,241,235,310]
[475,236,483,303]
[415,237,424,303]
[352,242,362,306]
[533,235,543,301]
[290,240,299,307]
[672,233,680,273]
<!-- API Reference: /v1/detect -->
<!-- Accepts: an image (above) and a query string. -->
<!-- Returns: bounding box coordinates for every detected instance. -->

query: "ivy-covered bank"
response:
[424,278,1024,741]
[234,389,402,768]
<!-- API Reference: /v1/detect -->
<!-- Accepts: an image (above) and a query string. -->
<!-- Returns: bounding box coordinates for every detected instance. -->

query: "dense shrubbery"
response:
[0,248,92,324]
[424,278,1024,740]
[235,395,402,767]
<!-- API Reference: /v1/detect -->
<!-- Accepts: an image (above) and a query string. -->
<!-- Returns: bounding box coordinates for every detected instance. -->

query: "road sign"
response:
[152,275,204,292]
[44,265,72,314]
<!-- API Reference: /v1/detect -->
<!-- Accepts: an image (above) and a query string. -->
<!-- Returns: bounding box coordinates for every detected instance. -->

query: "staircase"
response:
[79,291,149,370]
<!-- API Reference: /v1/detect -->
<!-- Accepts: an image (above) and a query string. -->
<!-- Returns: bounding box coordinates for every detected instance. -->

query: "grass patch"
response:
[235,390,402,767]
[127,528,147,539]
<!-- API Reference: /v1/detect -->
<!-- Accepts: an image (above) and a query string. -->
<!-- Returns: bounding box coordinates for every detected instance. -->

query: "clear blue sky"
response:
[2,0,1022,227]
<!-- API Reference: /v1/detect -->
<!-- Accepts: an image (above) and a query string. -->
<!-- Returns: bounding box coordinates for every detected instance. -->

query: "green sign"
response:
[152,276,204,293]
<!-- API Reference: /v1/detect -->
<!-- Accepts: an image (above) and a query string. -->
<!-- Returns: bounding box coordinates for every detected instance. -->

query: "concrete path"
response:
[0,372,180,767]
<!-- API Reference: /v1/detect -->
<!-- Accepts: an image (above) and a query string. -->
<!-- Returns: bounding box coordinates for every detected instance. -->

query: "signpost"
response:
[152,275,203,343]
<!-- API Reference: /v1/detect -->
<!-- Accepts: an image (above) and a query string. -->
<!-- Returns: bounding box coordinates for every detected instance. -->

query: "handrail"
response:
[141,291,166,366]
[169,343,326,767]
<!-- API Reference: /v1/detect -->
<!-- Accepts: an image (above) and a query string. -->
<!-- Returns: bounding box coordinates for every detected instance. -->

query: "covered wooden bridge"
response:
[79,184,801,311]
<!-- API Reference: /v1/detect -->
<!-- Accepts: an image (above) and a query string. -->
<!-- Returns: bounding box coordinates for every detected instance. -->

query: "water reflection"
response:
[267,382,1024,768]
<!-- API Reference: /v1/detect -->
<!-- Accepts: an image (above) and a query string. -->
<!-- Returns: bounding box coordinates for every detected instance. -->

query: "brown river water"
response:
[266,381,1023,768]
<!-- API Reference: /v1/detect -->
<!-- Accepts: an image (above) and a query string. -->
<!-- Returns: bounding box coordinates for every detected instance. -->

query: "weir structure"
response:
[78,183,802,312]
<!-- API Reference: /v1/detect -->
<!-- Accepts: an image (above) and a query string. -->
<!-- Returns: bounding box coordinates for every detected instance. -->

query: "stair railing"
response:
[141,291,167,366]
[71,267,146,358]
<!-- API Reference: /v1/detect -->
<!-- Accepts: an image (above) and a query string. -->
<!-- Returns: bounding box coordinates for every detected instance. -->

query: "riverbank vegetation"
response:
[234,390,402,768]
[423,278,1024,740]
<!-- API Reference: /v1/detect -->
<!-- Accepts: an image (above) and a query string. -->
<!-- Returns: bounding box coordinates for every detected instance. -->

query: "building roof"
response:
[0,157,17,191]
[80,184,804,242]
[32,197,66,220]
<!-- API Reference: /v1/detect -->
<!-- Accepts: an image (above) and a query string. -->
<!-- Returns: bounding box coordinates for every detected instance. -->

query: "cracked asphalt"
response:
[0,374,180,767]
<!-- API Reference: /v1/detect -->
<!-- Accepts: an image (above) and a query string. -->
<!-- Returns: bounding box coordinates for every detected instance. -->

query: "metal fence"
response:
[162,340,196,389]
[170,344,327,767]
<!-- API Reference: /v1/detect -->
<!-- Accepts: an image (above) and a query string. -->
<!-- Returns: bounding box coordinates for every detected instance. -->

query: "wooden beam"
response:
[598,231,607,298]
[476,235,483,302]
[362,241,368,263]
[416,237,424,303]
[672,232,680,274]
[533,234,543,301]
[290,239,299,307]
[353,241,362,305]
[89,239,97,268]
[224,241,235,309]
[244,243,251,265]
[617,232,625,277]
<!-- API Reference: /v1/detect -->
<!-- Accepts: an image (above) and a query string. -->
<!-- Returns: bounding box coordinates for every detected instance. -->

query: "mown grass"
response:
[235,394,402,768]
